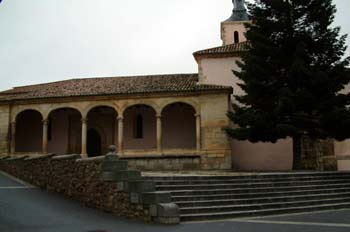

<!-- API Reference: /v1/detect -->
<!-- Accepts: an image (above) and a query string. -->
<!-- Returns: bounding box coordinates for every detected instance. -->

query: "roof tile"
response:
[193,41,249,59]
[0,74,231,102]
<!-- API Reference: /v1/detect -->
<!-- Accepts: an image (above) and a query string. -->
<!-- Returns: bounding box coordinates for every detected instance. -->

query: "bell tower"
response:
[221,0,251,45]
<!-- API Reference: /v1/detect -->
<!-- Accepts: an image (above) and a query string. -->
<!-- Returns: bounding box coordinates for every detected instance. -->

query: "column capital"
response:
[11,121,16,125]
[195,113,201,118]
[81,118,88,123]
[117,116,124,121]
[156,114,162,119]
[42,119,49,124]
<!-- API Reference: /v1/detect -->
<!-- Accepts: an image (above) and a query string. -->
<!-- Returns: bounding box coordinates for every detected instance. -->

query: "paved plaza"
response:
[1,171,350,232]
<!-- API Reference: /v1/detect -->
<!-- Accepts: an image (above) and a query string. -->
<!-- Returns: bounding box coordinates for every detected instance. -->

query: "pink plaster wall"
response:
[162,103,196,149]
[15,111,42,152]
[123,106,156,150]
[68,117,82,154]
[48,110,81,155]
[335,140,350,157]
[199,56,293,171]
[48,111,69,155]
[231,139,293,171]
[221,22,248,45]
[199,57,243,97]
[335,139,350,170]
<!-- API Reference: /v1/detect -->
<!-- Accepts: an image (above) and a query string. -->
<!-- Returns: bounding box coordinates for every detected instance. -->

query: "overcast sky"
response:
[0,0,349,91]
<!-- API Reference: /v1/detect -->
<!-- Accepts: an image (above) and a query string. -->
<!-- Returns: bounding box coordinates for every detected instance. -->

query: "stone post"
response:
[81,117,88,157]
[118,116,124,155]
[195,113,201,152]
[10,121,16,154]
[156,114,162,153]
[42,119,49,154]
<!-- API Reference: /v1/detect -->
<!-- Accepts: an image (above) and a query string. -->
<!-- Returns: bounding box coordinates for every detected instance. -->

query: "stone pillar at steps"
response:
[100,145,180,224]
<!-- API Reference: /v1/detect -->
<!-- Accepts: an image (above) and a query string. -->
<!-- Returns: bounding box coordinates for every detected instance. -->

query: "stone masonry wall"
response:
[0,154,152,222]
[0,105,10,154]
[301,138,337,171]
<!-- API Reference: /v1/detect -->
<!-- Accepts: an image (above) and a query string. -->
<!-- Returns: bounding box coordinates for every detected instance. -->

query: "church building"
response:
[0,0,348,171]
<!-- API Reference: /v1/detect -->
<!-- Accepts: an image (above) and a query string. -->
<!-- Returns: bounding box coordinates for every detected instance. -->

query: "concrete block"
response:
[118,180,155,193]
[101,170,141,182]
[101,160,128,171]
[154,217,180,224]
[104,154,120,162]
[126,181,155,193]
[150,203,179,217]
[117,181,128,191]
[130,192,141,204]
[141,192,171,204]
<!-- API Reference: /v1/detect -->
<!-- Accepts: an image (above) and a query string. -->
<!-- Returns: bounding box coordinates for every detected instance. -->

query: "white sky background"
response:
[0,0,349,91]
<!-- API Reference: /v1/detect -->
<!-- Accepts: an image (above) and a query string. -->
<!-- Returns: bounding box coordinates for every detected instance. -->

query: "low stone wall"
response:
[0,152,179,224]
[124,154,201,171]
[301,138,337,171]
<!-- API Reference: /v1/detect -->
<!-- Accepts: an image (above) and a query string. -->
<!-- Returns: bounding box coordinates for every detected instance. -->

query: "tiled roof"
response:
[0,74,232,102]
[193,42,249,60]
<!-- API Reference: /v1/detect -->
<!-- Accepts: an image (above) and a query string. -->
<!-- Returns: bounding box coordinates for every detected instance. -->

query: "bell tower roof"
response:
[225,0,250,22]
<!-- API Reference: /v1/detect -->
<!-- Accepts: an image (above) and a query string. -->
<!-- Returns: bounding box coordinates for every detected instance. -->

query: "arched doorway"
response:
[86,106,118,155]
[87,128,102,157]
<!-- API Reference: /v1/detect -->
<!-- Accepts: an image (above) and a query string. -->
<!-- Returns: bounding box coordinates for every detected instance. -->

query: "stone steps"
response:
[145,171,350,181]
[153,175,350,185]
[180,197,350,214]
[146,172,350,222]
[180,202,350,221]
[172,187,350,202]
[166,183,350,196]
[155,179,350,191]
[175,192,350,207]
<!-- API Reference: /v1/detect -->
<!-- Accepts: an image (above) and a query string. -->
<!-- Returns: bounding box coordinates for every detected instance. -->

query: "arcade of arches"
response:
[11,102,200,158]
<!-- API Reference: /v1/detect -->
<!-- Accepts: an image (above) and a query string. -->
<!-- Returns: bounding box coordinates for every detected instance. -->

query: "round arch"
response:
[121,101,160,116]
[83,103,120,118]
[160,100,199,116]
[47,107,83,119]
[13,108,44,123]
[15,109,43,153]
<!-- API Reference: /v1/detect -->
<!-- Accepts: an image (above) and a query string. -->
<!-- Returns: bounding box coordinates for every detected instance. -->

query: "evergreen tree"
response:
[226,0,350,169]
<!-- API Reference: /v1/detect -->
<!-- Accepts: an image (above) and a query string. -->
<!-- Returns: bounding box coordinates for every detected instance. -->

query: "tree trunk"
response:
[293,136,302,170]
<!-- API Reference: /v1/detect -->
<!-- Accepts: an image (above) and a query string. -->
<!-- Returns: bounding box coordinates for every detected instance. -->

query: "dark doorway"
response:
[87,128,102,157]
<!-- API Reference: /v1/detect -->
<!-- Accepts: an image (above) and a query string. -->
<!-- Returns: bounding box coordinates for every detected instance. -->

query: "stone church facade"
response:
[0,0,348,171]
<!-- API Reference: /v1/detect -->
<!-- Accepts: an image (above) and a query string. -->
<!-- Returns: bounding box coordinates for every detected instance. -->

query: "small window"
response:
[234,31,239,44]
[134,114,143,139]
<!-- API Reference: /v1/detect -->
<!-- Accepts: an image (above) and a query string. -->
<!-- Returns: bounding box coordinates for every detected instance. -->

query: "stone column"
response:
[156,114,162,153]
[42,119,49,154]
[10,122,16,154]
[118,116,124,155]
[195,113,201,152]
[81,117,88,157]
